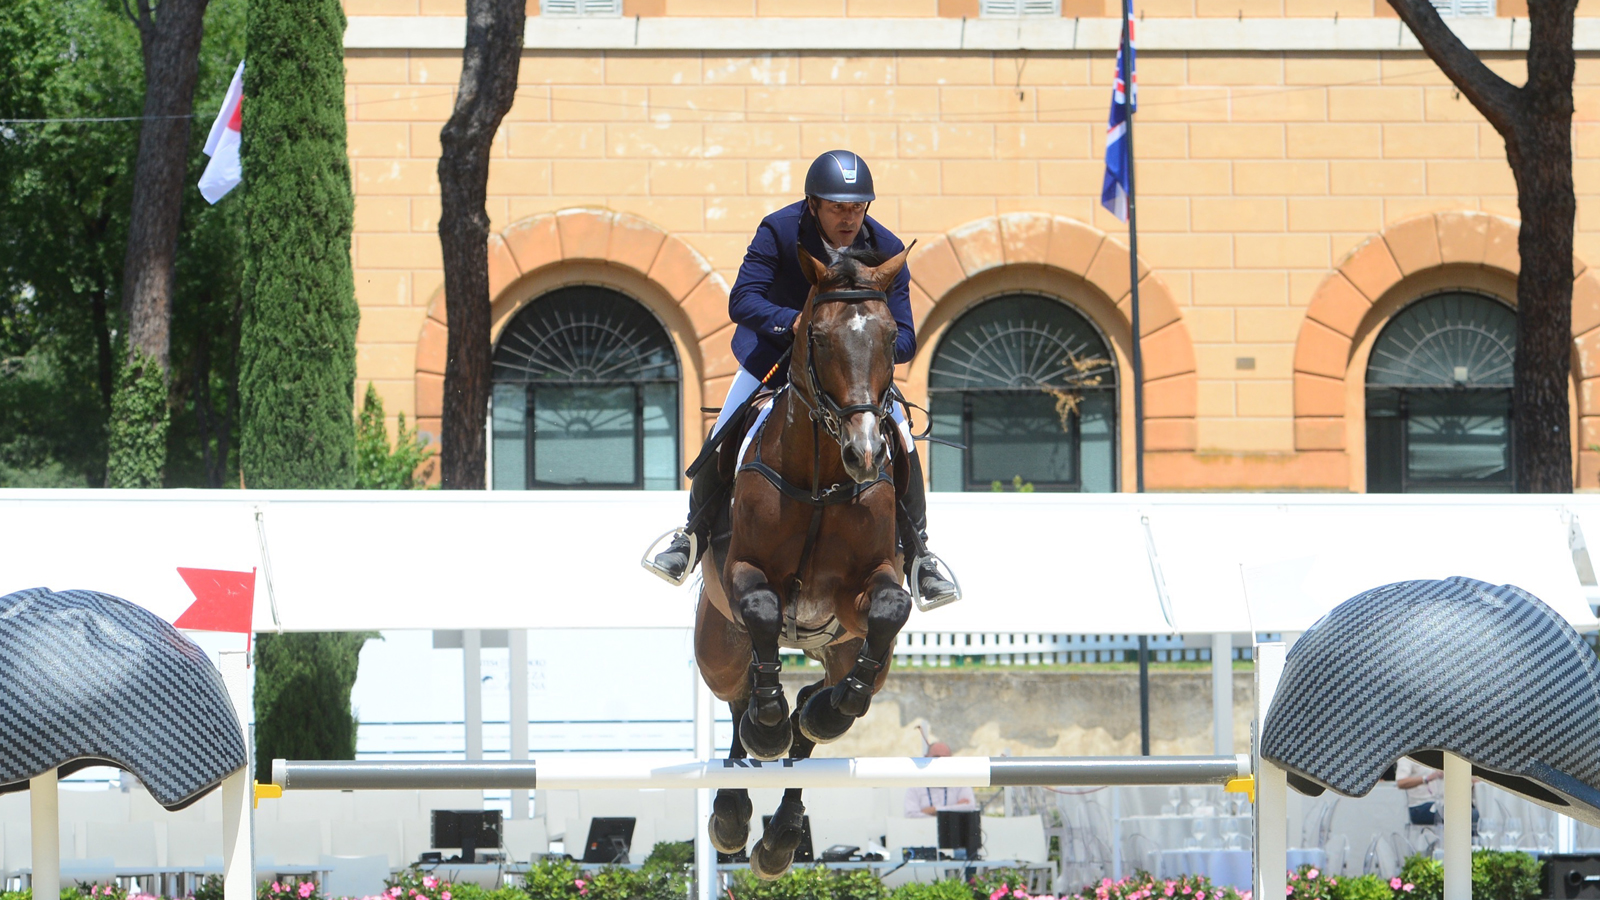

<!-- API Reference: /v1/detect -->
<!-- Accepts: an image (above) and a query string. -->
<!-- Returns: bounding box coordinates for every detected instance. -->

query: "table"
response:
[1156,850,1252,889]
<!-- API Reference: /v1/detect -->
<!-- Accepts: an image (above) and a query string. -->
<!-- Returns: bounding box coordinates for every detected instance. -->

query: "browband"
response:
[812,289,888,304]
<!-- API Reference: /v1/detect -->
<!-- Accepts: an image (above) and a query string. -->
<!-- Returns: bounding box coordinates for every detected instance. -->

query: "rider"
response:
[644,149,959,607]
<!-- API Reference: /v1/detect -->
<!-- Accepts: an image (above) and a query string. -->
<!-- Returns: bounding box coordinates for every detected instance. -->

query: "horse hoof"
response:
[709,789,752,854]
[832,679,873,718]
[749,841,796,881]
[749,799,806,881]
[798,685,855,744]
[739,708,793,761]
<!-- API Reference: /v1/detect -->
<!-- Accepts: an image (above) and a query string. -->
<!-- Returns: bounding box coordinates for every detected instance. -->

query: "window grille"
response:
[1427,0,1494,16]
[540,0,621,16]
[980,0,1060,16]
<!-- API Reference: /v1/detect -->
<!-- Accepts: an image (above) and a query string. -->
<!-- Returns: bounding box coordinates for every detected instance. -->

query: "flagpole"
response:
[1122,0,1144,496]
[1122,0,1152,759]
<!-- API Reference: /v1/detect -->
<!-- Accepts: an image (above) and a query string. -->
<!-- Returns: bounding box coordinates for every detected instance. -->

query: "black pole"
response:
[1121,0,1152,758]
[1138,635,1150,756]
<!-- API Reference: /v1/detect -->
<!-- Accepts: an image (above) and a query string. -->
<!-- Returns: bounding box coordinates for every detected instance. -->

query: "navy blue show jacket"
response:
[727,199,916,385]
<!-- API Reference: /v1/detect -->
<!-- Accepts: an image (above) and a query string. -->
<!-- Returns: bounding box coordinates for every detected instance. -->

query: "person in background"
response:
[904,742,977,818]
[1396,757,1478,829]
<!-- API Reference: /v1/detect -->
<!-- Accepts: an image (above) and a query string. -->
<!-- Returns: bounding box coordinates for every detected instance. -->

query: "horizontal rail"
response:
[272,754,1250,792]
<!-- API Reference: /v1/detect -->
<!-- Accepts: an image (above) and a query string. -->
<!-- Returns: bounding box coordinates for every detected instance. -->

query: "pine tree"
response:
[237,0,356,489]
[252,632,374,782]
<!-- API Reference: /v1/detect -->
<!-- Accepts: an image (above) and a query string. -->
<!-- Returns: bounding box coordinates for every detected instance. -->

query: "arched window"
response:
[490,285,680,490]
[1365,291,1515,493]
[928,294,1118,492]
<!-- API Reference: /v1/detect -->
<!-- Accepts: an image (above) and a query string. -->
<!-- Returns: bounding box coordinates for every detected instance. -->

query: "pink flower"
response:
[93,888,100,897]
[1013,890,1028,899]
[1390,878,1403,890]
[1307,869,1319,879]
[422,877,437,890]
[1403,885,1414,893]
[273,885,283,894]
[441,893,450,900]
[1285,887,1293,896]
[1195,893,1204,900]
[1165,885,1176,897]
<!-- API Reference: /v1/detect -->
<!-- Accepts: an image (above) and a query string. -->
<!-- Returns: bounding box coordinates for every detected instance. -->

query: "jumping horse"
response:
[693,242,917,879]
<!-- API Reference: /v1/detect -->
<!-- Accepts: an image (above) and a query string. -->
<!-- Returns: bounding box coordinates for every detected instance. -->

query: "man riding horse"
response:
[643,149,959,607]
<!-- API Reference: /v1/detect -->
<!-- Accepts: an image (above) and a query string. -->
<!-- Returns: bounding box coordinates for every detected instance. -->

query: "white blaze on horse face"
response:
[849,311,868,333]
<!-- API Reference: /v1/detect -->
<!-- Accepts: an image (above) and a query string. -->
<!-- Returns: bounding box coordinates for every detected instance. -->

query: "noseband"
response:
[790,288,896,445]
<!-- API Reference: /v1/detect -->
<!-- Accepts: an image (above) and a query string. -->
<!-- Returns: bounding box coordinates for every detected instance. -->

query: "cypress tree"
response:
[238,0,356,489]
[252,632,373,782]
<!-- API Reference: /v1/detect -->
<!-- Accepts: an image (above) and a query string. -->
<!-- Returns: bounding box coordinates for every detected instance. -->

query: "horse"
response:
[692,241,917,880]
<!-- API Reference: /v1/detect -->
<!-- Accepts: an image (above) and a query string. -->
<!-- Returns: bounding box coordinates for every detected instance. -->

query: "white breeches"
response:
[712,366,913,452]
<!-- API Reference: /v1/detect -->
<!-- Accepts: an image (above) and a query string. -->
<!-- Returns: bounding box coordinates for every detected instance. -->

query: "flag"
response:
[174,567,256,635]
[198,61,244,204]
[1100,8,1137,222]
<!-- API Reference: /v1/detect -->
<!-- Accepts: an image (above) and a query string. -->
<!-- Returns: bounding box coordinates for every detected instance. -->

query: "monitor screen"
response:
[582,817,637,864]
[431,809,502,862]
[937,810,981,859]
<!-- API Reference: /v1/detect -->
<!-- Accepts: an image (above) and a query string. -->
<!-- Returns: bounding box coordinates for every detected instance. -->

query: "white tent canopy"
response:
[0,489,1594,634]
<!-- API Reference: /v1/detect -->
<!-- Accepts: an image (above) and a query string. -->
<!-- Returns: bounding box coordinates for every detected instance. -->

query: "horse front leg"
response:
[799,565,910,743]
[749,703,818,880]
[729,560,793,761]
[708,696,756,856]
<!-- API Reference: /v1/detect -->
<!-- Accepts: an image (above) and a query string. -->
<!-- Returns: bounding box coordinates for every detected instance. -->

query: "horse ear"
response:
[871,239,916,289]
[796,243,827,287]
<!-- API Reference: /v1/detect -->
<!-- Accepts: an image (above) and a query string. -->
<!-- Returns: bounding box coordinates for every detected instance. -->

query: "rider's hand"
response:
[792,312,801,331]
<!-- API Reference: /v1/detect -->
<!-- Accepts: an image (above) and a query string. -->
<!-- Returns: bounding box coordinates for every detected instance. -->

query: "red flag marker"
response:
[175,567,256,640]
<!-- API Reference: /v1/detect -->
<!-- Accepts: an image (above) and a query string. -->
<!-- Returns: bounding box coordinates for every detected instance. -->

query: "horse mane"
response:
[825,246,888,289]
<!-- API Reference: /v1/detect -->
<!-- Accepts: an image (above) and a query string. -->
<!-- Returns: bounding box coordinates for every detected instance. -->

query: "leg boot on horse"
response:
[799,569,911,744]
[749,697,820,880]
[708,699,756,855]
[732,564,793,761]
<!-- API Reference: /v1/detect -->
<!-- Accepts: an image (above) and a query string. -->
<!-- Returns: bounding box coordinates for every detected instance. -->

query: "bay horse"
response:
[693,242,916,879]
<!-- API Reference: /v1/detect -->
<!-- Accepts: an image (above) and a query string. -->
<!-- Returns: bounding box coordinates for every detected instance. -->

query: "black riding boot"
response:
[900,449,960,606]
[645,455,728,584]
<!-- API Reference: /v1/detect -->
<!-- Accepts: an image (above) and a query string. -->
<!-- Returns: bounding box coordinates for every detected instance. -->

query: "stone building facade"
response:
[341,0,1600,491]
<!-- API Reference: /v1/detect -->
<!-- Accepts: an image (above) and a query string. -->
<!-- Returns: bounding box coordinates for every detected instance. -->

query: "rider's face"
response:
[811,199,867,248]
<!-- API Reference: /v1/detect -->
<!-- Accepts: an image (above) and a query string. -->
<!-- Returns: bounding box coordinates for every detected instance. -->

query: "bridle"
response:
[788,287,896,445]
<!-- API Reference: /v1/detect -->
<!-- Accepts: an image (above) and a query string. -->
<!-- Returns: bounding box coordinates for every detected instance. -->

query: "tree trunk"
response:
[437,0,525,490]
[121,0,209,375]
[1386,0,1575,492]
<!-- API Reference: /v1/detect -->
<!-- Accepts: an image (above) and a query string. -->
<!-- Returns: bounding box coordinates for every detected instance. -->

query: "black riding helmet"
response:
[805,150,875,203]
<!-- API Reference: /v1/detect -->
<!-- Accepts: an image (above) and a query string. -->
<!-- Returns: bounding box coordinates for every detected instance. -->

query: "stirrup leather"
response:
[910,553,963,612]
[640,528,700,587]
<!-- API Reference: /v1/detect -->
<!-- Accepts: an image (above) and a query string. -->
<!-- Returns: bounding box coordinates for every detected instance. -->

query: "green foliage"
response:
[1073,871,1244,900]
[0,0,248,488]
[728,865,890,900]
[643,840,695,871]
[106,349,170,487]
[259,878,321,900]
[252,631,376,782]
[519,857,586,900]
[1471,850,1542,900]
[886,880,974,900]
[238,0,358,489]
[356,383,435,489]
[990,475,1035,493]
[1286,865,1337,900]
[1329,874,1391,900]
[195,874,226,900]
[1397,854,1442,900]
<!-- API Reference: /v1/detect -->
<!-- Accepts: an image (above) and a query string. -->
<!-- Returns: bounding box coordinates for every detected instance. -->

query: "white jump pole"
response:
[273,754,1251,792]
[1443,752,1471,900]
[29,768,59,900]
[1253,642,1287,900]
[693,664,715,900]
[220,649,255,900]
[510,629,529,820]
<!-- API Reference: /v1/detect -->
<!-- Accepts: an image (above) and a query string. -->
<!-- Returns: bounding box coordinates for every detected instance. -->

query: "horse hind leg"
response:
[800,573,911,743]
[708,697,755,856]
[749,690,821,881]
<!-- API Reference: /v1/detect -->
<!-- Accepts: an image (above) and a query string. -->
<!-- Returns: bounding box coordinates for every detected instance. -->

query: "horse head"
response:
[794,240,914,484]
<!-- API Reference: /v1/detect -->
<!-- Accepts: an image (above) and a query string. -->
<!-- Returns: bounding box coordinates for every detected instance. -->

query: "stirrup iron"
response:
[910,553,962,612]
[640,528,699,587]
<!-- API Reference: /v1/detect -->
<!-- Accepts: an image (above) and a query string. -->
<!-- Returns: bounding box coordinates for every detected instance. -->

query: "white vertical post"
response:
[1560,813,1577,853]
[1443,753,1471,900]
[510,629,529,819]
[1110,786,1122,879]
[1253,642,1287,900]
[463,629,483,761]
[220,649,254,900]
[694,660,715,900]
[1211,633,1233,755]
[30,769,59,900]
